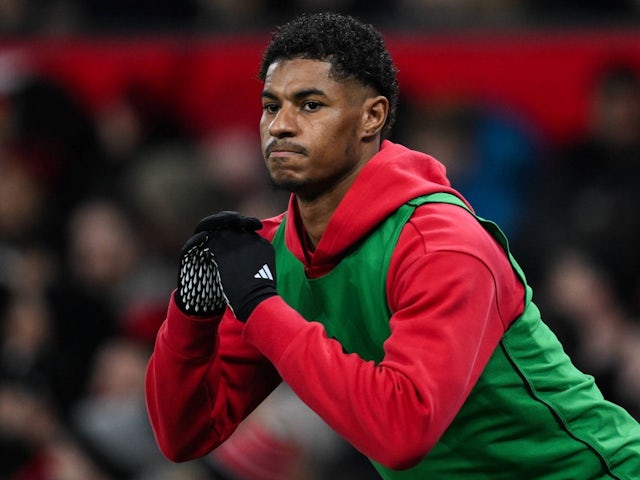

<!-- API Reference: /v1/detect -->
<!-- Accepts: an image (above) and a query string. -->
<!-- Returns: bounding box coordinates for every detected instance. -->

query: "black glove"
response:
[194,210,262,235]
[175,211,262,316]
[175,231,227,316]
[209,227,277,322]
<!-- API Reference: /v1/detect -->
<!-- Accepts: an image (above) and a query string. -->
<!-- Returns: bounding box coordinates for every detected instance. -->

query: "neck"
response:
[296,175,352,248]
[295,139,383,248]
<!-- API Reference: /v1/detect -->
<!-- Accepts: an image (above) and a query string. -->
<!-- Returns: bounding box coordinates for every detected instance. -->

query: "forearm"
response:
[145,293,280,461]
[243,296,431,469]
[146,324,223,460]
[242,253,506,470]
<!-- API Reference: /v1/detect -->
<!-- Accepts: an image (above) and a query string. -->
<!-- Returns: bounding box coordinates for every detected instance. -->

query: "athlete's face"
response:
[260,58,380,201]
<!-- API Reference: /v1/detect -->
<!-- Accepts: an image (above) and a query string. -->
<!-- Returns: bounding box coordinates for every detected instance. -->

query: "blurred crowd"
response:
[1,3,640,480]
[1,0,640,34]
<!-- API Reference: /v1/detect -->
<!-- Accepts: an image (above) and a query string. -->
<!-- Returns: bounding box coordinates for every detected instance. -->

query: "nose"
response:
[268,104,297,138]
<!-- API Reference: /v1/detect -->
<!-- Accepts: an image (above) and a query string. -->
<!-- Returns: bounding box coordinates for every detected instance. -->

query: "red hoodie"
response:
[145,141,525,469]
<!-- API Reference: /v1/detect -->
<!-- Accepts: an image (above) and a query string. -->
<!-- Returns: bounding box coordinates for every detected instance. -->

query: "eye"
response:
[302,101,322,111]
[263,103,280,114]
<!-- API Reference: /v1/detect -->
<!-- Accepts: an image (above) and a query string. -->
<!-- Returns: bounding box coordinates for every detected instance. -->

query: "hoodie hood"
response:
[285,140,469,271]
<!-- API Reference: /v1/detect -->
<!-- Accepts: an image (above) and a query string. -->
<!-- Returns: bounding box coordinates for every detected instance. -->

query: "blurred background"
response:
[1,2,640,479]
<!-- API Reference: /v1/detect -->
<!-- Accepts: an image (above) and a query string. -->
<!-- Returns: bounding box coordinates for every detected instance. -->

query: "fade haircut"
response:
[259,12,399,139]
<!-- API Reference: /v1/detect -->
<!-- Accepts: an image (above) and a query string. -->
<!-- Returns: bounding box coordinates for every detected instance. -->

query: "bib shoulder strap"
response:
[408,192,530,298]
[408,191,471,211]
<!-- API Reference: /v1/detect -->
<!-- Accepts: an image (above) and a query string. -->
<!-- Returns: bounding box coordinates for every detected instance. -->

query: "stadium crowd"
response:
[1,2,640,479]
[2,0,640,34]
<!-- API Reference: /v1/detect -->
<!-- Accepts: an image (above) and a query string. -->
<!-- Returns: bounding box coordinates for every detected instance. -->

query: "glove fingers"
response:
[181,230,208,255]
[195,211,262,233]
[210,228,269,253]
[195,211,240,232]
[236,216,263,231]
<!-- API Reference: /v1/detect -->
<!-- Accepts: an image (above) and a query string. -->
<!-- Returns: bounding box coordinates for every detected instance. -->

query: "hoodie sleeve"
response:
[242,203,525,470]
[145,296,281,462]
[145,214,285,462]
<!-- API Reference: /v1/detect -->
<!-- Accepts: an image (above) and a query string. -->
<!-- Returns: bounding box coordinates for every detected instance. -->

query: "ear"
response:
[361,95,389,140]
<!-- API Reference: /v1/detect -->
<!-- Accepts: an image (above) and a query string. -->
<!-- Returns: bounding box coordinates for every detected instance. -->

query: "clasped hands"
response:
[176,211,277,321]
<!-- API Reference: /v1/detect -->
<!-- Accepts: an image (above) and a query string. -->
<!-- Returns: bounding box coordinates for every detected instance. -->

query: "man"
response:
[146,12,640,479]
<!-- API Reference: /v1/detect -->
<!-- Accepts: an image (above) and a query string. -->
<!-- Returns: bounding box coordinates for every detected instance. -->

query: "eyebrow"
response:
[261,88,328,101]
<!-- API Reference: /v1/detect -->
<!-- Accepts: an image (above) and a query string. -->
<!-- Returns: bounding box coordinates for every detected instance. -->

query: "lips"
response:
[269,150,302,158]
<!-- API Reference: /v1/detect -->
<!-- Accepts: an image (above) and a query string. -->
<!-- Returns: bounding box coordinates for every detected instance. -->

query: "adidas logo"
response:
[254,264,273,280]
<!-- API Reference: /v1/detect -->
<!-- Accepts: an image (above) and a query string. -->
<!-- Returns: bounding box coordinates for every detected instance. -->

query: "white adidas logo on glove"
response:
[254,264,273,280]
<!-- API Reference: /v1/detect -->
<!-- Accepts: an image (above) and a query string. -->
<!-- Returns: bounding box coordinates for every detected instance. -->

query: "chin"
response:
[268,175,305,193]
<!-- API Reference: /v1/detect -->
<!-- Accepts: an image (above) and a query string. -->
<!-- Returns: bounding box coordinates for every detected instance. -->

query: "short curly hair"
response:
[259,12,399,139]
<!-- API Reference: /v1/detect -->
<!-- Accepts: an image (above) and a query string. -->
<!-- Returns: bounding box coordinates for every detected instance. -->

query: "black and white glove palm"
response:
[175,211,264,317]
[175,231,227,316]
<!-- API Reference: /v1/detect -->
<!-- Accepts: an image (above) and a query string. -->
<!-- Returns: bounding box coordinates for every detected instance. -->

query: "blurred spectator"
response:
[523,63,640,303]
[392,0,526,28]
[2,0,640,35]
[0,0,27,33]
[0,160,47,245]
[394,97,542,238]
[0,381,111,480]
[78,0,199,32]
[0,158,79,414]
[541,252,640,416]
[519,63,640,418]
[0,66,103,252]
[122,146,214,258]
[0,0,82,34]
[0,291,63,400]
[193,0,274,31]
[206,383,377,480]
[284,0,395,26]
[196,128,289,220]
[134,462,220,480]
[66,200,140,299]
[525,0,640,24]
[71,339,169,478]
[94,83,189,171]
[57,198,173,353]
